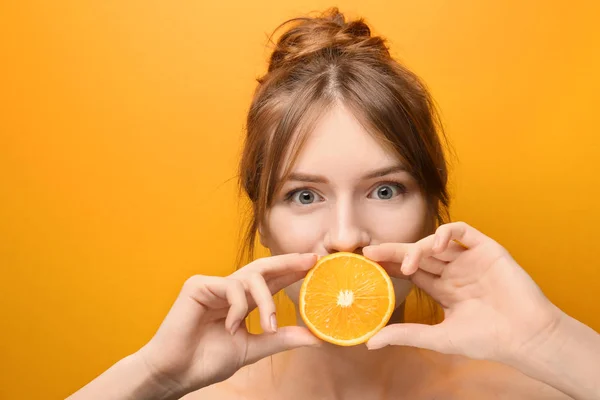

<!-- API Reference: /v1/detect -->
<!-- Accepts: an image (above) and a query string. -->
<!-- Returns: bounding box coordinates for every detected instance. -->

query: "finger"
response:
[366,323,449,354]
[245,273,278,333]
[364,236,457,276]
[402,235,437,275]
[266,270,311,293]
[418,257,447,276]
[433,222,484,252]
[365,239,438,276]
[410,270,448,304]
[183,276,249,334]
[223,279,248,334]
[363,243,410,264]
[244,326,322,365]
[430,240,467,262]
[378,262,411,280]
[379,257,446,279]
[184,275,229,308]
[246,253,318,276]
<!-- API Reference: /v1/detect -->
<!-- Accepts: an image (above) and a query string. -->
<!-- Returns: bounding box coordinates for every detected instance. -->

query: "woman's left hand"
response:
[362,221,563,364]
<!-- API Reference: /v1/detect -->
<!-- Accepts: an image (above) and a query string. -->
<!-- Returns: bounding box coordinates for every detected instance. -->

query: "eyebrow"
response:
[286,164,406,184]
[361,165,407,180]
[287,172,329,184]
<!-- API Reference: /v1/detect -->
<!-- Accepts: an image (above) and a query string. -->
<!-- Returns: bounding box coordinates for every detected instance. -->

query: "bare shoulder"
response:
[440,355,572,399]
[390,349,570,399]
[181,359,270,400]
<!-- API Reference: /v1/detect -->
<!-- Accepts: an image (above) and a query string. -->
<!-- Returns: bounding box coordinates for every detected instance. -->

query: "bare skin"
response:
[68,104,598,400]
[187,345,569,399]
[184,104,571,400]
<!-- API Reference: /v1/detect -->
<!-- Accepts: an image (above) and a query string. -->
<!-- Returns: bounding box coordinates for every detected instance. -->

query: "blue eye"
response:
[369,183,405,200]
[289,189,320,205]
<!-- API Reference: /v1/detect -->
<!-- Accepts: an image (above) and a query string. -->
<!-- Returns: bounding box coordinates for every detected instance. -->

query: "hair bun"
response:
[268,8,389,72]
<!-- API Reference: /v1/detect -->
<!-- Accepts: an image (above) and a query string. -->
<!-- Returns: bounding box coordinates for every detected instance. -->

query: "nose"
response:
[323,200,370,254]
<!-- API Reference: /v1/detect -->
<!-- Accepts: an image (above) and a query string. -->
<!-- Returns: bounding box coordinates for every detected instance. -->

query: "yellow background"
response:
[1,1,599,398]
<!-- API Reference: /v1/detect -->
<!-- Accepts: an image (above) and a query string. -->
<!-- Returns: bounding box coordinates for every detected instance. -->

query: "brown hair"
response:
[238,8,449,322]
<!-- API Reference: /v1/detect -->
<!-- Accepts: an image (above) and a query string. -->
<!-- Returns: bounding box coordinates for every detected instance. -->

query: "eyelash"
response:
[283,187,322,203]
[283,181,408,204]
[369,181,408,199]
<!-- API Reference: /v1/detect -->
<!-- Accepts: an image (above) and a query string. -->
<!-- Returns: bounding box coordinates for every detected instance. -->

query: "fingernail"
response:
[303,253,318,264]
[433,235,441,251]
[401,253,409,273]
[230,320,241,335]
[366,341,384,350]
[270,313,278,333]
[363,246,376,258]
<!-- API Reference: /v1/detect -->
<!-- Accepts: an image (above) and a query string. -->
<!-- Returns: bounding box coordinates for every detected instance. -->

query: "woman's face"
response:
[261,104,430,308]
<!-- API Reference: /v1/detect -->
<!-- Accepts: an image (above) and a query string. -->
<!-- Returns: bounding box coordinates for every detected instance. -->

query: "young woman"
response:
[68,9,600,400]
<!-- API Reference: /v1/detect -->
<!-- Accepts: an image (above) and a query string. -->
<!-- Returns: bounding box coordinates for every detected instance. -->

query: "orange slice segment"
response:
[299,252,395,346]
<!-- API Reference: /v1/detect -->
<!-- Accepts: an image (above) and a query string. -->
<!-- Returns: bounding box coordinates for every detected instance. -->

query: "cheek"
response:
[264,205,324,254]
[363,197,429,243]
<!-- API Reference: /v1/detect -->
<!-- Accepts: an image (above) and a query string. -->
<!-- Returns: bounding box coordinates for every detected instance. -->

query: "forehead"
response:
[283,104,400,178]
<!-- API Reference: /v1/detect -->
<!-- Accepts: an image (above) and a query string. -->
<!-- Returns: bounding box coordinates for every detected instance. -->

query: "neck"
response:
[274,342,397,399]
[271,304,408,398]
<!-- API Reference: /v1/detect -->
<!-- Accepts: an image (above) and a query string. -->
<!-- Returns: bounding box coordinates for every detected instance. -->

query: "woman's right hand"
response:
[135,253,321,396]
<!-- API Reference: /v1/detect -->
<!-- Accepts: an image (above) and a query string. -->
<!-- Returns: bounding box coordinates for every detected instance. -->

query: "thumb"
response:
[244,326,321,365]
[366,323,449,354]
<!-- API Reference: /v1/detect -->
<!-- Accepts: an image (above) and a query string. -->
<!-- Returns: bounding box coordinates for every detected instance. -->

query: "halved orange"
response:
[299,252,395,346]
